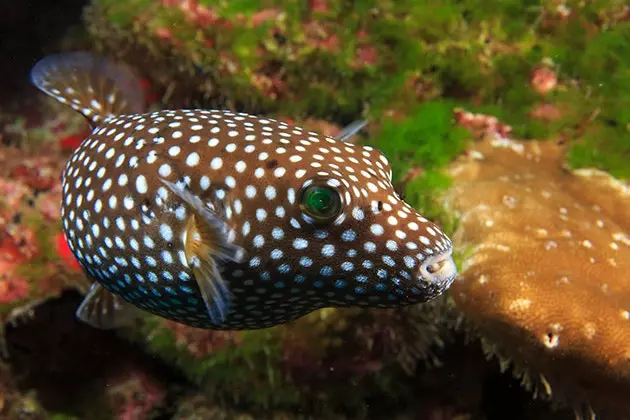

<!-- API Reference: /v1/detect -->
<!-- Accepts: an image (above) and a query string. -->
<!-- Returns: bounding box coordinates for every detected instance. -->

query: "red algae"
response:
[164,320,241,359]
[106,365,166,420]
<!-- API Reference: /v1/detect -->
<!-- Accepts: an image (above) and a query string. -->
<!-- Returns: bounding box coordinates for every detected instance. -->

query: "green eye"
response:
[299,184,343,222]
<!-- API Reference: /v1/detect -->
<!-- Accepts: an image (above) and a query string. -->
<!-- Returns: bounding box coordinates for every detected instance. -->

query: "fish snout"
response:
[418,248,457,292]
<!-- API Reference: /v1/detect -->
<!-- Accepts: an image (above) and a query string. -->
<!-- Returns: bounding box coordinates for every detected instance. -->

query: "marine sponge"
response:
[442,136,630,418]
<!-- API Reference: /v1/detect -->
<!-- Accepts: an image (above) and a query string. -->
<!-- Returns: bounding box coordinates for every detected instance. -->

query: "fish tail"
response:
[30,51,145,128]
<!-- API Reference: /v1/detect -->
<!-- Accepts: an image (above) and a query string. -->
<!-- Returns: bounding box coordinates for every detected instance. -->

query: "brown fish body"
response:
[33,52,457,330]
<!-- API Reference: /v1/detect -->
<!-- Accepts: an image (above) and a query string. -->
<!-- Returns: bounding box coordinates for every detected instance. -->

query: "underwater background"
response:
[0,0,629,419]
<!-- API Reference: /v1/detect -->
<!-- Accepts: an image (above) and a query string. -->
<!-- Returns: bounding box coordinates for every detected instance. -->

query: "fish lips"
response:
[414,247,458,300]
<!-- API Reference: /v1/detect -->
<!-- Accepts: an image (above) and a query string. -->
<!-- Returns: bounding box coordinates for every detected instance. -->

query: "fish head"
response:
[242,134,457,308]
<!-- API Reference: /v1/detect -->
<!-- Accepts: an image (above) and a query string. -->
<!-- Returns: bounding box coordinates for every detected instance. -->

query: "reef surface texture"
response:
[443,136,630,418]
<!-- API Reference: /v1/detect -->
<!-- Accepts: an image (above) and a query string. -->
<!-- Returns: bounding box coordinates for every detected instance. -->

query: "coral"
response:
[125,314,304,411]
[0,363,48,420]
[123,299,458,416]
[3,290,182,420]
[104,364,167,420]
[441,136,630,418]
[4,0,630,418]
[0,145,88,322]
[170,394,344,420]
[83,0,630,182]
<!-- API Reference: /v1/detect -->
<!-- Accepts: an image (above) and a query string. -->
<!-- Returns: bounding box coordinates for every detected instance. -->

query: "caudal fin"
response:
[30,51,145,128]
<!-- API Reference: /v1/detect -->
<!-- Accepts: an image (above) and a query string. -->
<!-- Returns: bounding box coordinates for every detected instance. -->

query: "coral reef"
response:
[0,0,628,418]
[442,136,630,418]
[84,0,630,179]
[0,362,48,420]
[4,290,181,420]
[0,144,88,324]
[123,301,454,416]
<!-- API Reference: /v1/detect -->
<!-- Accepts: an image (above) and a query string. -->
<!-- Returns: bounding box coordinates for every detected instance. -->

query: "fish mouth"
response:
[418,247,458,291]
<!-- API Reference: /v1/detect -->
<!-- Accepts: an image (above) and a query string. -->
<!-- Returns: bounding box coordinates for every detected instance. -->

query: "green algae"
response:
[126,316,300,410]
[86,0,630,180]
[370,100,470,181]
[365,100,468,235]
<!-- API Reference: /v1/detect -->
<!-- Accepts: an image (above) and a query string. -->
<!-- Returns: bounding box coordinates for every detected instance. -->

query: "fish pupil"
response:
[300,185,342,221]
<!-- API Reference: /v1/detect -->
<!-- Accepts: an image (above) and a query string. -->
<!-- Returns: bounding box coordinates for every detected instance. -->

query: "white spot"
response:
[136,175,148,194]
[256,209,267,222]
[159,164,172,177]
[370,224,384,236]
[210,157,223,170]
[186,152,200,167]
[160,224,173,241]
[225,176,236,189]
[265,186,277,200]
[200,176,211,190]
[245,185,257,199]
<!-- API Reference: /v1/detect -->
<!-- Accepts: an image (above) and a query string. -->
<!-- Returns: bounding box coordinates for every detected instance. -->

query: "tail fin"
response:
[30,51,145,128]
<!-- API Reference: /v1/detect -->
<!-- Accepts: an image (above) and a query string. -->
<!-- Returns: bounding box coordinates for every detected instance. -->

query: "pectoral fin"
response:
[76,282,137,329]
[160,178,244,325]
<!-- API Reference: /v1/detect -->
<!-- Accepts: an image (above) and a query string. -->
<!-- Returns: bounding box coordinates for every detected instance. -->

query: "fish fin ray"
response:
[75,282,137,329]
[160,178,244,262]
[161,178,245,325]
[30,51,145,128]
[192,255,231,324]
[336,120,368,142]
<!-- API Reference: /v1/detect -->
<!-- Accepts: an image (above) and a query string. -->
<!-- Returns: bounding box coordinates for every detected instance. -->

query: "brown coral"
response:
[442,137,630,418]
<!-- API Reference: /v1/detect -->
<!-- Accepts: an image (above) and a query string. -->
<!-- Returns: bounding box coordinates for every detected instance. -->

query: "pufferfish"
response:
[30,51,457,330]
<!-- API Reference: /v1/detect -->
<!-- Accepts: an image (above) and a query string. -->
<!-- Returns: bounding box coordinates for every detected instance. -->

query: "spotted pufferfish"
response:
[30,52,457,330]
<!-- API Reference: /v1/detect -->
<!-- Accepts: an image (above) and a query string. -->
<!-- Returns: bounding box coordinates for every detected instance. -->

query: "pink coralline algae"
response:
[35,184,62,222]
[105,365,166,420]
[0,236,32,305]
[160,0,224,28]
[309,0,330,13]
[164,320,241,359]
[0,145,84,308]
[351,30,379,68]
[0,178,30,210]
[453,108,513,140]
[530,66,558,95]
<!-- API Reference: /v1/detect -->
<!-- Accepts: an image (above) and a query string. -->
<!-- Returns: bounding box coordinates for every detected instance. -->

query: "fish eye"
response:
[299,182,343,223]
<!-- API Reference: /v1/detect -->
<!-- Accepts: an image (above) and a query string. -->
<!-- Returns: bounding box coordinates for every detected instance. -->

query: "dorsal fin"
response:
[30,51,145,128]
[336,120,368,142]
